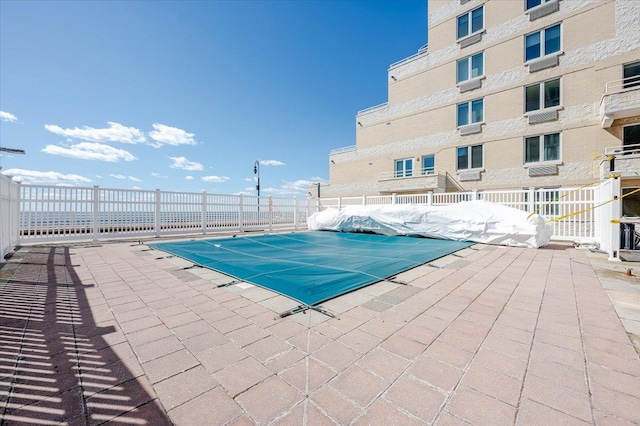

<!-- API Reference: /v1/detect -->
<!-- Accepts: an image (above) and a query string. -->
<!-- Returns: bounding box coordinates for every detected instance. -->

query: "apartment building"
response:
[324,0,640,205]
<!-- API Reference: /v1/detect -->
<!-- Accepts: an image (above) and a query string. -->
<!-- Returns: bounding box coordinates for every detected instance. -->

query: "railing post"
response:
[472,189,478,200]
[363,195,367,206]
[268,196,273,232]
[154,189,161,237]
[427,193,433,206]
[92,185,100,242]
[527,187,535,214]
[201,191,207,235]
[608,177,621,261]
[294,197,299,230]
[392,193,397,205]
[239,194,244,232]
[338,197,343,209]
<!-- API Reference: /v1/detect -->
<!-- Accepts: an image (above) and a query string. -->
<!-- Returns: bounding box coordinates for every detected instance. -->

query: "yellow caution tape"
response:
[547,187,640,223]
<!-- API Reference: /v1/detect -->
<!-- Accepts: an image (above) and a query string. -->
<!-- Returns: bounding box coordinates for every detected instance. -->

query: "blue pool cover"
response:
[150,232,473,307]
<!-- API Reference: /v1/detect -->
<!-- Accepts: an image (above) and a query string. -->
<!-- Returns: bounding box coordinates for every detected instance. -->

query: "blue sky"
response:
[0,0,427,197]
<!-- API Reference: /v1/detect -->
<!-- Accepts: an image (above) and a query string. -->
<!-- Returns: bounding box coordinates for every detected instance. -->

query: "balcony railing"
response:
[601,75,640,127]
[378,168,437,181]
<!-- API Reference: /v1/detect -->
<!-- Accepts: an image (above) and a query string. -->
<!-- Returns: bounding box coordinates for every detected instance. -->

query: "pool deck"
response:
[1,235,639,425]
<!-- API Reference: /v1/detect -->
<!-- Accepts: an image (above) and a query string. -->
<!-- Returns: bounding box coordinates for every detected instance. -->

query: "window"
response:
[623,124,640,151]
[395,158,413,178]
[623,61,640,89]
[526,0,552,10]
[525,23,561,61]
[457,6,483,39]
[525,78,560,112]
[457,98,484,127]
[525,132,560,163]
[457,52,483,83]
[422,155,435,175]
[457,144,483,170]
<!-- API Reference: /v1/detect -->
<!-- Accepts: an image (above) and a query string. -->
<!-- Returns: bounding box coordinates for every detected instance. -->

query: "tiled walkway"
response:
[1,237,639,425]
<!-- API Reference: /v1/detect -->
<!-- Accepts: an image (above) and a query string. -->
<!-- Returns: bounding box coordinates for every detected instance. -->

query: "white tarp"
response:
[307,200,553,248]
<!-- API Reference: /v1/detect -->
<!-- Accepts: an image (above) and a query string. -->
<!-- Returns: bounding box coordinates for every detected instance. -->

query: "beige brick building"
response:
[323,0,640,201]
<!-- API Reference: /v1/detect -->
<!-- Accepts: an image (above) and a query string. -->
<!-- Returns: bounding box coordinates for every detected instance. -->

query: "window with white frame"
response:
[526,0,553,10]
[457,98,484,127]
[457,52,483,83]
[457,144,483,170]
[525,23,561,61]
[524,132,560,164]
[395,158,413,178]
[623,61,640,89]
[422,155,435,175]
[457,6,483,40]
[525,78,560,112]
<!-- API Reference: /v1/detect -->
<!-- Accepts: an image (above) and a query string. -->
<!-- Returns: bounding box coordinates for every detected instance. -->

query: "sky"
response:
[0,0,427,197]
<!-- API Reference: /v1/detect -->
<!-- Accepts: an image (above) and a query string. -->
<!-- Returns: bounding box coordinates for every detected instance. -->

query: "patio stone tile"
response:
[228,415,257,426]
[460,365,521,406]
[330,364,388,407]
[522,374,592,422]
[352,398,424,425]
[527,356,587,393]
[312,322,348,340]
[188,300,221,315]
[438,328,485,354]
[199,306,235,324]
[133,335,184,363]
[423,340,474,370]
[357,348,411,382]
[249,311,283,328]
[245,335,292,363]
[113,307,155,323]
[280,357,336,394]
[337,328,382,354]
[85,375,157,422]
[593,410,639,426]
[171,319,216,341]
[182,329,229,354]
[235,375,304,425]
[309,385,361,425]
[358,318,400,339]
[167,385,242,425]
[265,348,306,374]
[119,316,164,335]
[271,400,335,426]
[226,324,271,347]
[312,341,362,372]
[585,348,640,376]
[106,399,173,426]
[384,375,446,423]
[142,349,199,384]
[287,330,330,354]
[407,354,463,392]
[214,356,273,397]
[516,398,591,426]
[529,341,585,369]
[235,303,271,319]
[153,303,190,319]
[125,324,173,347]
[446,385,516,426]
[396,322,439,346]
[482,335,530,361]
[588,362,640,397]
[591,383,640,423]
[534,328,584,352]
[380,334,426,360]
[153,365,218,411]
[211,315,253,334]
[197,343,249,373]
[161,311,201,329]
[267,319,309,340]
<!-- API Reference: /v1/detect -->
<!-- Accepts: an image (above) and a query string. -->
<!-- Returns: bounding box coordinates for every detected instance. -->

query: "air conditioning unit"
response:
[528,165,558,177]
[459,171,481,181]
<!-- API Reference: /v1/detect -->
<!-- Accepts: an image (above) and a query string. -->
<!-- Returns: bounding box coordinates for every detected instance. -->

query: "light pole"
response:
[253,160,260,212]
[0,147,26,170]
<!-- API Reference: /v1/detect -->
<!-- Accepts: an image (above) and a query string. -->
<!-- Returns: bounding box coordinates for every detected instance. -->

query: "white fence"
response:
[319,186,599,242]
[0,180,626,261]
[17,185,311,245]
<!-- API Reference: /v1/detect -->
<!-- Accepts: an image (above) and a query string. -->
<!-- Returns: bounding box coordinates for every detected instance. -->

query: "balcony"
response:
[600,75,640,128]
[601,143,640,178]
[377,168,446,193]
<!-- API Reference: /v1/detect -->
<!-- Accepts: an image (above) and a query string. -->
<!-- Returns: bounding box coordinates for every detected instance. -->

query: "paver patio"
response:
[1,236,639,425]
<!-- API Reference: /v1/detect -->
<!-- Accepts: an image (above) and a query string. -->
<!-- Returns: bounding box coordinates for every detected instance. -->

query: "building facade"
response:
[324,0,640,203]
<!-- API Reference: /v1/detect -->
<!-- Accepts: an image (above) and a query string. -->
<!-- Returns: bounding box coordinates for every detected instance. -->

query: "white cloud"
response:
[260,159,286,166]
[110,174,141,182]
[264,178,327,196]
[245,177,254,182]
[169,156,203,171]
[148,123,196,148]
[185,176,194,180]
[1,168,92,185]
[151,172,168,178]
[42,142,137,162]
[45,121,146,144]
[0,111,18,122]
[201,175,229,183]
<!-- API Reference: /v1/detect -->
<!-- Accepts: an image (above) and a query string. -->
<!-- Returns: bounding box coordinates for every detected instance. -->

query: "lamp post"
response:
[253,160,260,212]
[0,147,26,171]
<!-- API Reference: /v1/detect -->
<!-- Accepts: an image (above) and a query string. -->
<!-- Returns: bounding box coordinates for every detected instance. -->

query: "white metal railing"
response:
[604,75,640,95]
[378,168,437,181]
[356,102,388,116]
[604,142,640,156]
[17,185,309,244]
[0,175,20,262]
[320,187,600,242]
[330,145,357,155]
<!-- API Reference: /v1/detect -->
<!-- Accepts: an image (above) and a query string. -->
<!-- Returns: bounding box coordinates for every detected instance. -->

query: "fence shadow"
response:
[0,247,172,425]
